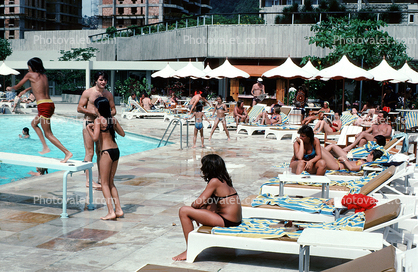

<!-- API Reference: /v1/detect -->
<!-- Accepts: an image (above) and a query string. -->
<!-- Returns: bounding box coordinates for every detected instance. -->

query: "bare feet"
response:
[39,147,50,155]
[86,181,102,190]
[172,250,187,261]
[61,151,73,163]
[115,210,124,218]
[101,212,117,220]
[208,137,212,141]
[201,145,205,148]
[227,138,231,141]
[192,145,196,148]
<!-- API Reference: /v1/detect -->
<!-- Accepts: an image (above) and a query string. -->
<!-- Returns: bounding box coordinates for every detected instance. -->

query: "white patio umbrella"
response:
[170,61,206,96]
[262,57,314,105]
[151,63,176,78]
[202,64,220,80]
[0,62,20,92]
[313,55,374,112]
[368,57,411,107]
[390,61,418,84]
[302,59,319,76]
[263,57,313,79]
[206,59,250,79]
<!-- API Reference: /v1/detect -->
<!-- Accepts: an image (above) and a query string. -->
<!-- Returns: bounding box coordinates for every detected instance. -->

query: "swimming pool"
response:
[0,116,163,185]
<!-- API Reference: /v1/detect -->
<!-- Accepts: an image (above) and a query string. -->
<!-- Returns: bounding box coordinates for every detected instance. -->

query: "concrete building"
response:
[0,0,82,39]
[97,0,211,29]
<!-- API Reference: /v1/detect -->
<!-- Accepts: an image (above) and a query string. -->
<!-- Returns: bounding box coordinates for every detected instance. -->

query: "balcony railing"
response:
[89,10,414,43]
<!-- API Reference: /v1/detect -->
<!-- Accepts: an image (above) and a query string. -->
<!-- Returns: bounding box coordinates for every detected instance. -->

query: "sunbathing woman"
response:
[87,97,125,220]
[233,100,248,125]
[208,95,230,141]
[301,101,331,125]
[321,147,384,171]
[290,125,326,175]
[313,111,341,134]
[173,154,242,261]
[255,105,282,125]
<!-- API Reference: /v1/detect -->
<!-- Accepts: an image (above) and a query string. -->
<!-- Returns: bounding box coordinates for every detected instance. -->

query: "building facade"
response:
[97,0,211,29]
[0,0,82,39]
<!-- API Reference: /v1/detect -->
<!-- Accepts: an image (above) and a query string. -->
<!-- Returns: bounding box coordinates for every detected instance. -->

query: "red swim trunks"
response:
[37,99,55,119]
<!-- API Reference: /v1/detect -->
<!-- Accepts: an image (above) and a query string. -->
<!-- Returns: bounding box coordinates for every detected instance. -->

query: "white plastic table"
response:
[0,152,95,218]
[278,174,331,198]
[297,228,383,272]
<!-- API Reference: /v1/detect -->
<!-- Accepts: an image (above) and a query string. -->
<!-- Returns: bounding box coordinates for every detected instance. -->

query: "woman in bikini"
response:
[313,111,341,134]
[301,101,331,125]
[233,100,248,126]
[255,105,282,125]
[173,154,242,261]
[321,147,384,171]
[87,97,125,220]
[208,95,230,141]
[290,125,326,175]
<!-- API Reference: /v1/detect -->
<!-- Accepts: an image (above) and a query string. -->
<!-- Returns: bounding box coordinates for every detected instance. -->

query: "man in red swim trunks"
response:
[7,57,73,163]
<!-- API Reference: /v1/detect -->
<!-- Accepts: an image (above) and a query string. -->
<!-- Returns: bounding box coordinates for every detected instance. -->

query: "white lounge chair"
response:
[121,100,166,119]
[186,199,413,265]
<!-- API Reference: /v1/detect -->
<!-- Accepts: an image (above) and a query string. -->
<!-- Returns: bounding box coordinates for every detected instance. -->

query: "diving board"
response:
[0,152,95,218]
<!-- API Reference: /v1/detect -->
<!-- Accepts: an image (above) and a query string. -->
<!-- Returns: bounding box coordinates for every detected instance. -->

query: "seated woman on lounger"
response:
[313,111,341,134]
[173,154,242,261]
[301,101,331,125]
[254,105,282,125]
[321,147,384,171]
[290,125,326,175]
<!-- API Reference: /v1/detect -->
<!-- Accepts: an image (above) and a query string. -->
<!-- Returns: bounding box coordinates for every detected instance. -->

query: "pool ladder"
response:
[158,118,189,149]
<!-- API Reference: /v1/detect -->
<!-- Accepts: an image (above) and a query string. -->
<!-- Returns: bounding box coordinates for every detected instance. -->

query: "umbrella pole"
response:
[286,79,289,105]
[342,79,345,112]
[189,78,191,97]
[381,84,384,108]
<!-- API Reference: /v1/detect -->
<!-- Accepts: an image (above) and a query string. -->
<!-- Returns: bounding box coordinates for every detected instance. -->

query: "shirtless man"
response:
[7,57,73,163]
[142,93,153,110]
[77,71,116,188]
[343,111,392,152]
[188,92,210,112]
[251,78,265,106]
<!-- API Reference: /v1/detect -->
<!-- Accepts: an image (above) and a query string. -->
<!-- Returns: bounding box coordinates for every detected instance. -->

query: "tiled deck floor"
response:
[0,102,363,271]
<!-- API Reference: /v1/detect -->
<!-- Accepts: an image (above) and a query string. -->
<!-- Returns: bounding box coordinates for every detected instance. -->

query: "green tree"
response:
[234,0,259,13]
[59,47,98,61]
[115,77,153,103]
[303,17,411,69]
[0,38,13,61]
[47,47,99,94]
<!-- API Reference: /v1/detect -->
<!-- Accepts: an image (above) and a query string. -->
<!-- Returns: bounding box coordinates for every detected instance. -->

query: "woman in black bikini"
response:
[87,97,125,220]
[173,154,242,261]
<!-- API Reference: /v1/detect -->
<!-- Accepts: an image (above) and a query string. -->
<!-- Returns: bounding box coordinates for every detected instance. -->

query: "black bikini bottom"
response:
[101,148,120,162]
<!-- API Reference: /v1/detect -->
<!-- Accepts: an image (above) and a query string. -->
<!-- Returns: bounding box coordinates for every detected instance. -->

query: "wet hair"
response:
[195,104,203,112]
[27,57,46,74]
[374,135,386,146]
[298,125,314,145]
[273,106,281,114]
[200,154,233,187]
[93,71,109,83]
[237,100,244,107]
[23,127,29,135]
[94,97,116,142]
[370,149,384,161]
[37,168,48,175]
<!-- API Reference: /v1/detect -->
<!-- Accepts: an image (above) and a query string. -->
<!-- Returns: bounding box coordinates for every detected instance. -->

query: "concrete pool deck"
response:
[0,98,403,271]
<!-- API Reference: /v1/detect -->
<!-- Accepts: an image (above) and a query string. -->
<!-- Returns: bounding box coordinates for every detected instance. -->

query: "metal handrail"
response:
[158,118,189,149]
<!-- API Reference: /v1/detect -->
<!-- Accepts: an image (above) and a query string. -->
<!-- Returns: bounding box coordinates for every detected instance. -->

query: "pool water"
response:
[0,116,162,185]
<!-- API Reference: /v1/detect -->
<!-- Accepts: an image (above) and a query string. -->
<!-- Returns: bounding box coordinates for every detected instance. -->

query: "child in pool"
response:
[87,97,125,220]
[19,127,30,139]
[208,95,230,141]
[173,154,242,261]
[29,167,48,176]
[184,104,210,148]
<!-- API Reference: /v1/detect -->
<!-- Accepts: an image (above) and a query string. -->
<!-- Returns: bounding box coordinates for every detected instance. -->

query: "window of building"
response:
[9,7,14,13]
[132,0,136,3]
[118,19,124,27]
[131,18,137,25]
[409,14,414,24]
[118,7,123,14]
[131,7,137,14]
[9,18,14,27]
[9,30,15,37]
